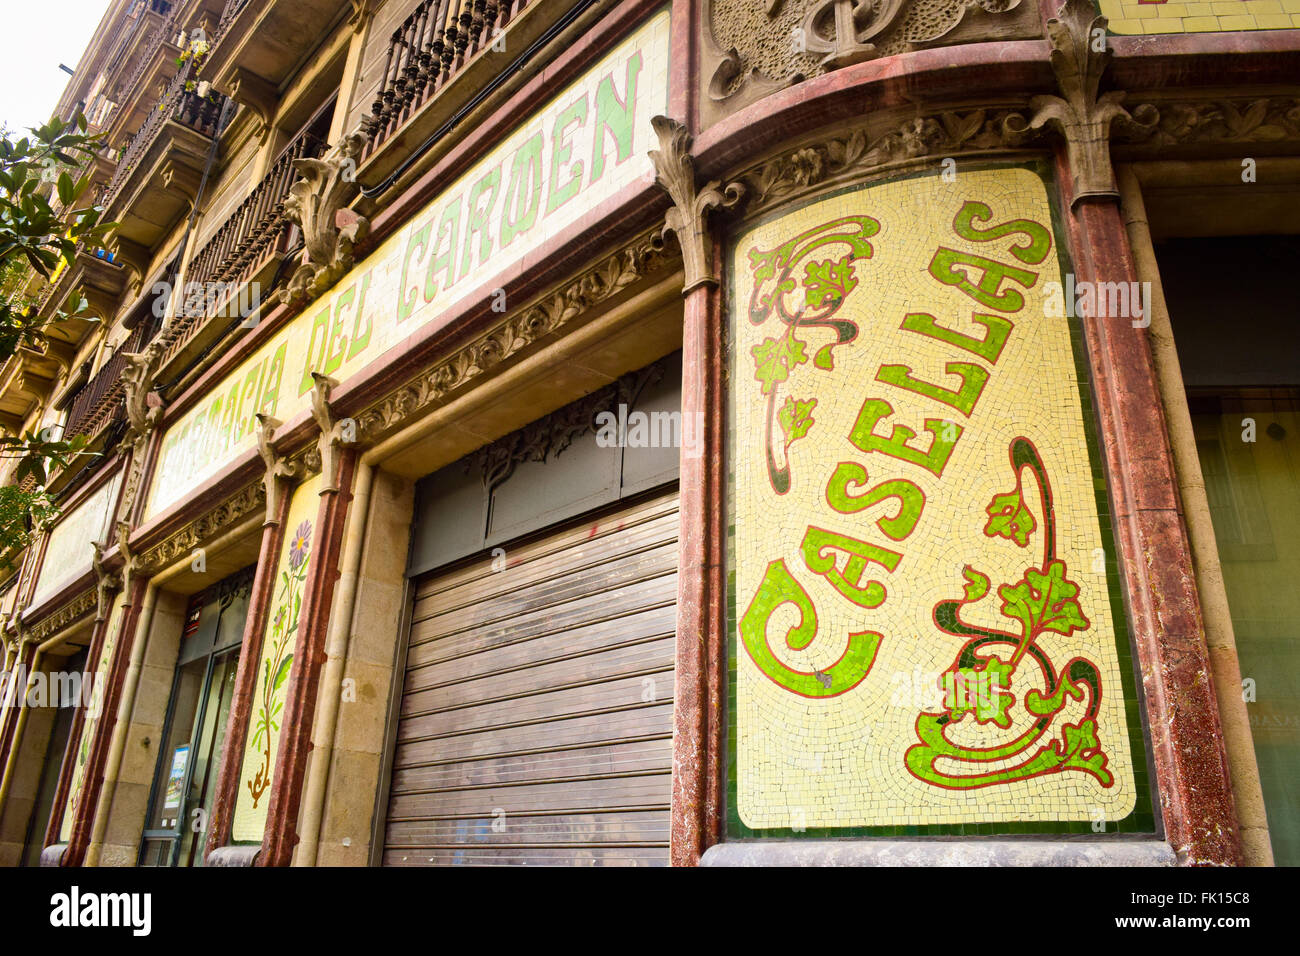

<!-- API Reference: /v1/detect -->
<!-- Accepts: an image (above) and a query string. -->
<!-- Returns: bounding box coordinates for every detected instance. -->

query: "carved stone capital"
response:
[309,372,348,494]
[648,116,745,293]
[278,133,372,306]
[1003,0,1157,205]
[255,414,302,527]
[91,541,121,623]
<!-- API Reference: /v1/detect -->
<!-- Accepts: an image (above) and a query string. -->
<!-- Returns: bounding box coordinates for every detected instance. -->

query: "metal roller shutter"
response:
[383,489,678,866]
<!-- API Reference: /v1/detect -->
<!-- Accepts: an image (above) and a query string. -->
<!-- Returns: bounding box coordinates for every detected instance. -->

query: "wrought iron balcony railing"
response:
[153,126,329,368]
[62,323,147,442]
[363,1,530,156]
[100,62,230,214]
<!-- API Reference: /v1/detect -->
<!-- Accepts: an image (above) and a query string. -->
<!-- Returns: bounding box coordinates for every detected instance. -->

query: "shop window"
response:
[1160,235,1300,865]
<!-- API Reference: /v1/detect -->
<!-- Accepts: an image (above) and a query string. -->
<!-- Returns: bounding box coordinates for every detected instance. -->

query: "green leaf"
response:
[802,255,857,310]
[997,559,1090,642]
[273,654,294,693]
[984,488,1035,547]
[776,396,816,448]
[960,565,989,603]
[750,332,807,395]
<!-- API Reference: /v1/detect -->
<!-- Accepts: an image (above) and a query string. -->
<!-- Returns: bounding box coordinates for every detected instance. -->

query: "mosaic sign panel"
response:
[29,469,121,610]
[1098,0,1300,34]
[144,8,671,520]
[231,474,320,843]
[728,165,1152,833]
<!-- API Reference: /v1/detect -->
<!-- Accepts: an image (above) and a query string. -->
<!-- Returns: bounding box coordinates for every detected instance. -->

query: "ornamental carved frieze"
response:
[352,228,678,444]
[1128,97,1300,149]
[475,361,665,493]
[702,0,1041,126]
[26,589,97,644]
[736,107,1028,215]
[137,480,266,576]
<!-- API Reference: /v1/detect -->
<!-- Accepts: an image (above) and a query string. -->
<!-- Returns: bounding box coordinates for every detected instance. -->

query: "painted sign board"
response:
[728,165,1153,834]
[145,9,672,520]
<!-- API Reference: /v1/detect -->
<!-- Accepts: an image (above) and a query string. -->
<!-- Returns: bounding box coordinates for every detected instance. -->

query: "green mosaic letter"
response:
[849,398,962,477]
[546,95,588,215]
[461,165,502,280]
[800,525,901,609]
[590,51,641,183]
[501,132,543,248]
[824,462,925,541]
[740,559,881,698]
[928,248,1038,313]
[951,200,1052,265]
[876,361,990,417]
[900,311,1013,364]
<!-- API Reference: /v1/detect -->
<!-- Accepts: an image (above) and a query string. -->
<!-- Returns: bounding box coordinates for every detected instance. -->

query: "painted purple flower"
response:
[288,520,312,570]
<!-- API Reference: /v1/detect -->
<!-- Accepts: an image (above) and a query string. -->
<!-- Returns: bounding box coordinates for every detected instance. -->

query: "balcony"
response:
[102,61,232,274]
[101,2,182,144]
[354,0,599,193]
[152,124,329,382]
[204,0,359,127]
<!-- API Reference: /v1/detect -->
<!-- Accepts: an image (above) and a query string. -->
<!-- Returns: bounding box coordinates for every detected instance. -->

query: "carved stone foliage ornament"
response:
[737,108,1025,214]
[474,362,665,493]
[703,0,1037,125]
[279,133,371,305]
[116,340,166,525]
[649,116,745,293]
[1003,0,1157,204]
[309,373,348,494]
[1137,97,1300,148]
[27,590,96,644]
[353,228,676,444]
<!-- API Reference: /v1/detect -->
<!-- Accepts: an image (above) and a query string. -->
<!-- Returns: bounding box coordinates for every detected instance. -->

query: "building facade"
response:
[0,0,1295,867]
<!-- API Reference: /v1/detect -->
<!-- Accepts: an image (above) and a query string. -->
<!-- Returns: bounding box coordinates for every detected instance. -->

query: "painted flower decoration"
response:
[288,520,312,570]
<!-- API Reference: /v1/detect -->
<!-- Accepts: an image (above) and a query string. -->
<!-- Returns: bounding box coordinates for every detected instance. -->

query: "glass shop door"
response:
[139,571,251,866]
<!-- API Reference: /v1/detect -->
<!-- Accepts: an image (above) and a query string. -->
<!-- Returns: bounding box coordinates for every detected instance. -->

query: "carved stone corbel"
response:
[648,116,745,293]
[121,341,166,450]
[225,68,278,138]
[278,133,371,306]
[113,520,141,596]
[309,372,347,494]
[109,237,151,296]
[255,414,302,526]
[1003,0,1157,205]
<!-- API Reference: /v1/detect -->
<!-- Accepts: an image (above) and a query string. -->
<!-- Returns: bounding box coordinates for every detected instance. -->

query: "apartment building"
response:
[0,0,1295,867]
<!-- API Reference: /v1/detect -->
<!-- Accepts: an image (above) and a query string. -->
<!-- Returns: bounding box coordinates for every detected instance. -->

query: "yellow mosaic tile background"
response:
[730,167,1139,828]
[1099,0,1300,34]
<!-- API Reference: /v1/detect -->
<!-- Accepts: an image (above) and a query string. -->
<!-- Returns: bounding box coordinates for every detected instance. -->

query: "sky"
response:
[0,1,113,135]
